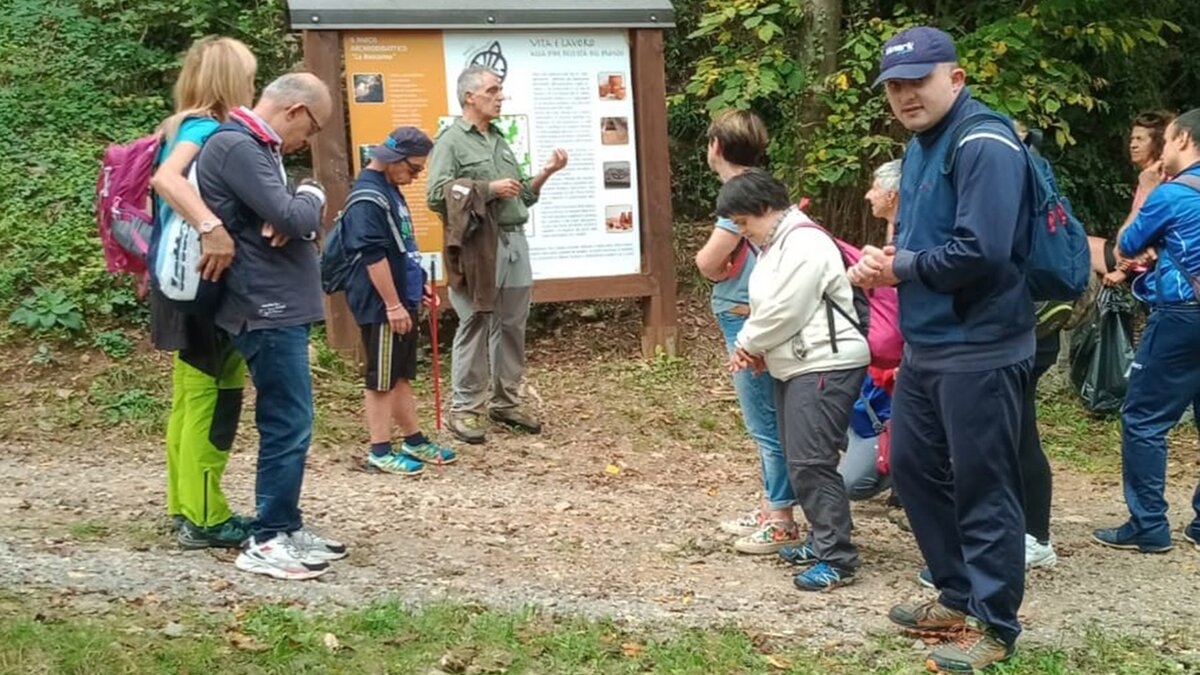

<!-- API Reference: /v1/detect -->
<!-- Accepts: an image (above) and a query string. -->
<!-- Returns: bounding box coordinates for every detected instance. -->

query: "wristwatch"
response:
[199,220,223,235]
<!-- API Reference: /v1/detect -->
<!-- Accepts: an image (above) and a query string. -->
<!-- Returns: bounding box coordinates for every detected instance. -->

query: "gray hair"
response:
[873,159,902,193]
[262,72,329,108]
[456,65,499,107]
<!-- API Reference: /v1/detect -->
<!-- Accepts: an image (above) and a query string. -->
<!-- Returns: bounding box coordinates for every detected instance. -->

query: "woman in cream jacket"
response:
[720,168,870,591]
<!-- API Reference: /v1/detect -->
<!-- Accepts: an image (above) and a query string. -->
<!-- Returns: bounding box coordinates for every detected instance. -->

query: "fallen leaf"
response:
[229,632,268,652]
[706,486,719,497]
[605,464,621,475]
[210,579,232,592]
[621,642,645,658]
[765,654,791,670]
[322,632,342,652]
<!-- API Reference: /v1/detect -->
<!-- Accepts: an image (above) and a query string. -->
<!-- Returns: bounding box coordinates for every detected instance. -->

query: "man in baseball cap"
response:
[850,25,1035,674]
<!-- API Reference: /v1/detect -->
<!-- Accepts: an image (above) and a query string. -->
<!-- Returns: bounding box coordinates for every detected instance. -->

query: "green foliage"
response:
[8,288,85,333]
[92,329,135,359]
[0,0,296,339]
[87,364,168,432]
[674,0,1198,240]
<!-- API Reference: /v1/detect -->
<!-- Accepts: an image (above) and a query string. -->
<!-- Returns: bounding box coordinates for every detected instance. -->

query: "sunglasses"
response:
[401,158,425,175]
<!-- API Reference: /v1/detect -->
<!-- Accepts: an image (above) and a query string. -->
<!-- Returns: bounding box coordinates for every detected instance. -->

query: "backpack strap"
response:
[942,110,1052,221]
[1173,174,1200,194]
[776,218,866,353]
[341,188,407,254]
[860,394,885,435]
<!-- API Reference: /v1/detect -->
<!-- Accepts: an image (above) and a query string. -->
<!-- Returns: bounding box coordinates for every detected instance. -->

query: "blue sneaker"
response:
[367,452,424,476]
[917,566,936,589]
[1184,523,1200,551]
[793,561,855,591]
[1092,522,1173,553]
[402,440,458,465]
[778,539,818,566]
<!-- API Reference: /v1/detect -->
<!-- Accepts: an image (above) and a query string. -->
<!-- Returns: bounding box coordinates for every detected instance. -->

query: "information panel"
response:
[343,30,642,281]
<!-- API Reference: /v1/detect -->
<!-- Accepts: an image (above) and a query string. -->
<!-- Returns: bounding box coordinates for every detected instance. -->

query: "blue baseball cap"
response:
[370,126,433,163]
[873,27,958,88]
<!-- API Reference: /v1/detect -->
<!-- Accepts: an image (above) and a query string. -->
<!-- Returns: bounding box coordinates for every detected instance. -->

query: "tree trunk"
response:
[807,0,843,77]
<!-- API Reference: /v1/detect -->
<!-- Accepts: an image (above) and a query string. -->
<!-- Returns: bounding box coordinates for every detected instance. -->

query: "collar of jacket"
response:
[229,106,282,147]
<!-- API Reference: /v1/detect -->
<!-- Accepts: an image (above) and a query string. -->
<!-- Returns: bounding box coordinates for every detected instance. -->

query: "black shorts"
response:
[361,321,418,391]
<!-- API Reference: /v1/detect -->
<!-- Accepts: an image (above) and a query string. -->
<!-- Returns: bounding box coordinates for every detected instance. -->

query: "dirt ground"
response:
[1,298,1199,651]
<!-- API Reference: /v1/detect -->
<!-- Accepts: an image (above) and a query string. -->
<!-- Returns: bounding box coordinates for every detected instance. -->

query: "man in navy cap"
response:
[848,26,1034,673]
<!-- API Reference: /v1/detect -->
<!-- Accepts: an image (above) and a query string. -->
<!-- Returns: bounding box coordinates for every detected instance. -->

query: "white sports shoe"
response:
[1025,533,1058,569]
[289,527,349,562]
[235,533,329,580]
[719,510,764,537]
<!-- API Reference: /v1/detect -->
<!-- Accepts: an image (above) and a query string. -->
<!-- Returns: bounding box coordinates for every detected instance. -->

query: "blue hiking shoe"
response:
[793,561,855,591]
[1092,522,1173,553]
[778,538,818,566]
[402,440,458,465]
[917,566,936,589]
[367,452,424,476]
[1184,523,1200,551]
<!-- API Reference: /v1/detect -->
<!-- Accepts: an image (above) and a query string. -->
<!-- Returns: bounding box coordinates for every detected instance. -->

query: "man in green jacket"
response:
[427,65,568,444]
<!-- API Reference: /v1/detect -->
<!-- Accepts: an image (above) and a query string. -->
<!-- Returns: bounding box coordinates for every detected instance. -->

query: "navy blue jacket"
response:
[342,169,427,326]
[892,91,1036,372]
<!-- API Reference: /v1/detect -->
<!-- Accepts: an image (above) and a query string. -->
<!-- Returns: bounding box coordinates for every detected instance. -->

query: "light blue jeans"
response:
[716,311,796,509]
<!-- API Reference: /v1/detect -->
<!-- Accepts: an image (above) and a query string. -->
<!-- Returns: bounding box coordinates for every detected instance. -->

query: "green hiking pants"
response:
[165,351,246,527]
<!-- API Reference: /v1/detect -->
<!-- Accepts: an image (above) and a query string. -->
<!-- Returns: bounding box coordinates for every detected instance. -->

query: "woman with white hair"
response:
[865,159,901,244]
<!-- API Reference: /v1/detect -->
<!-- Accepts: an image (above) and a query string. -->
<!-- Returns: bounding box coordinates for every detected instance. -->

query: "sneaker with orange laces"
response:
[732,520,801,554]
[924,616,1015,673]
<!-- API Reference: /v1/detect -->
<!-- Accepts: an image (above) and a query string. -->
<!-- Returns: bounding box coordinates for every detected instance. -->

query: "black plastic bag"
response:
[1069,286,1136,415]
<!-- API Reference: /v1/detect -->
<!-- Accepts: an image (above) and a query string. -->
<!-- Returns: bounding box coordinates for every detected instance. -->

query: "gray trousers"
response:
[775,368,866,571]
[449,231,532,415]
[840,428,891,501]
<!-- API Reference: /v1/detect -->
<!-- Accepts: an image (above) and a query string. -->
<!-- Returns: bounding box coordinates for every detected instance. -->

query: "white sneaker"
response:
[719,510,764,537]
[235,533,329,580]
[289,527,349,562]
[1025,533,1058,569]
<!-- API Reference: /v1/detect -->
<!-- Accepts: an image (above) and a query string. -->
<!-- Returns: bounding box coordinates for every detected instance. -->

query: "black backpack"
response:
[320,188,405,294]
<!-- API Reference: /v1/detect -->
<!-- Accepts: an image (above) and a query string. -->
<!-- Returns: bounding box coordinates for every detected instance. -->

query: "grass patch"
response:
[1037,388,1123,474]
[66,520,111,542]
[0,594,1195,675]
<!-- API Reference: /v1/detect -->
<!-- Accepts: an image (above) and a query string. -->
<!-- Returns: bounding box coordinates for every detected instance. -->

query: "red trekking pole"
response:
[429,260,443,432]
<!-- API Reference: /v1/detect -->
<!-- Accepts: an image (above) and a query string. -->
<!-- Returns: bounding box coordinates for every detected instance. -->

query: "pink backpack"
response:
[786,217,903,370]
[96,134,162,275]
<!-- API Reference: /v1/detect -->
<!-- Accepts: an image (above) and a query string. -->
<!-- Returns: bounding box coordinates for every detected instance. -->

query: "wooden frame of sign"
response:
[302,29,678,360]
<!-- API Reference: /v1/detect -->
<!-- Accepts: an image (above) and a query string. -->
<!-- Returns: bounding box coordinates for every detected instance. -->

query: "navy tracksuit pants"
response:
[890,360,1031,645]
[1121,305,1200,539]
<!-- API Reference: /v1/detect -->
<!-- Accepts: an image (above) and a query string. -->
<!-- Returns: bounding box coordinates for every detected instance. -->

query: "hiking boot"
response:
[793,561,855,591]
[367,451,424,476]
[732,520,800,555]
[177,516,252,550]
[719,510,764,536]
[1092,521,1173,553]
[288,527,348,563]
[1025,533,1058,569]
[778,538,819,566]
[889,599,967,636]
[402,439,459,465]
[924,616,1015,673]
[1184,523,1200,551]
[449,412,487,445]
[235,533,329,580]
[917,566,936,589]
[489,407,543,434]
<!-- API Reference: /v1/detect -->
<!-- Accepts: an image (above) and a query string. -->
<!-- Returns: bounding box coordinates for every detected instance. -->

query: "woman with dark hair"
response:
[721,169,869,590]
[1088,111,1175,286]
